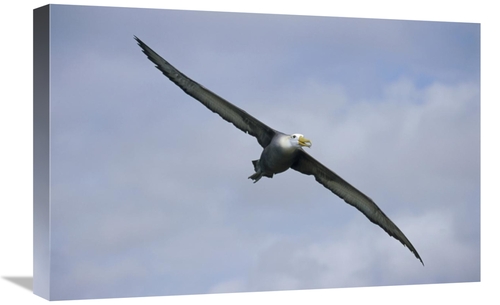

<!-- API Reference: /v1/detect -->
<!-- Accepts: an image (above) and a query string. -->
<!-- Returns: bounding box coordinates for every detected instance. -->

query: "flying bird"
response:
[134,36,423,265]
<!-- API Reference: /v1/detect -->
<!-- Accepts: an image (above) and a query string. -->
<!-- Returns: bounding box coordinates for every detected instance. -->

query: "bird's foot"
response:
[248,172,262,183]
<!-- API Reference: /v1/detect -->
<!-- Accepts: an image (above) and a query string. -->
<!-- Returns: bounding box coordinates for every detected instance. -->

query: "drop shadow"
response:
[3,276,33,292]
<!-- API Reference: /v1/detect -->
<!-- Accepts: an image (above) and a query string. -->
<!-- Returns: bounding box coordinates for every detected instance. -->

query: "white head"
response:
[289,133,312,148]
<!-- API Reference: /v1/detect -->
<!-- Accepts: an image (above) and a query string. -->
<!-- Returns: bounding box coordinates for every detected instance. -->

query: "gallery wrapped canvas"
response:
[33,4,480,301]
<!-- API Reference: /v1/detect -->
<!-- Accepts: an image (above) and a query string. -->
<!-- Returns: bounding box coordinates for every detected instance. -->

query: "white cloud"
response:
[45,6,479,300]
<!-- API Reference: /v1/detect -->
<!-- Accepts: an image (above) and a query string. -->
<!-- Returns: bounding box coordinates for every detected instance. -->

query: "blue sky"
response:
[42,4,480,300]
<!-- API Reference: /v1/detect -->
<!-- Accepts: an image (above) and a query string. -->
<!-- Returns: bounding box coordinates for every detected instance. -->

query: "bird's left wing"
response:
[135,36,276,148]
[292,150,423,265]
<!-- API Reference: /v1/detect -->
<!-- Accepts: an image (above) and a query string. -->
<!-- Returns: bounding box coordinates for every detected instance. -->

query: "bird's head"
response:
[290,133,312,148]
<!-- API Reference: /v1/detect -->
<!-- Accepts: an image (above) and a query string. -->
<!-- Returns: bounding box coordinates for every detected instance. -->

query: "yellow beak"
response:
[298,136,312,148]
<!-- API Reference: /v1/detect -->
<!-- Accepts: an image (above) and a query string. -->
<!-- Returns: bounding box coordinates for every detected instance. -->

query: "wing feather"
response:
[292,150,424,265]
[135,36,276,148]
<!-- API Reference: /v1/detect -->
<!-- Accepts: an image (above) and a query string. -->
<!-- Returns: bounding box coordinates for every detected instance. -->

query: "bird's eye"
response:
[292,135,296,138]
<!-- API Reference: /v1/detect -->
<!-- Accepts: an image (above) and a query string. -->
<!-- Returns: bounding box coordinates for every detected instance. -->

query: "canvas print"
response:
[33,4,480,301]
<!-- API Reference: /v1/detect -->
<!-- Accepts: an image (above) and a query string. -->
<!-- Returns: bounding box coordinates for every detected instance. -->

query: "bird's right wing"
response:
[292,150,423,265]
[135,36,276,148]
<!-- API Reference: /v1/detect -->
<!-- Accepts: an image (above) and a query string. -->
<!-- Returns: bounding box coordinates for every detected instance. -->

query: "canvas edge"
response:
[33,4,51,300]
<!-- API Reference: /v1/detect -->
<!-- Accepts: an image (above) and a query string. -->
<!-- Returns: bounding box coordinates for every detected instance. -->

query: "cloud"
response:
[204,77,479,293]
[45,5,479,300]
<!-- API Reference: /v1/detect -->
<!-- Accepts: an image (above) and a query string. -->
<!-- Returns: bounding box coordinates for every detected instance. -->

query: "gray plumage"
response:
[135,36,423,265]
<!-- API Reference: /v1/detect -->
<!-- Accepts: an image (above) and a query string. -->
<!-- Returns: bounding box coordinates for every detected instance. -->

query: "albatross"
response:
[135,36,423,265]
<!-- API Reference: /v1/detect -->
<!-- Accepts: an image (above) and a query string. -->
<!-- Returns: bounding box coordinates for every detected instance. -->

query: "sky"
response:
[38,3,479,301]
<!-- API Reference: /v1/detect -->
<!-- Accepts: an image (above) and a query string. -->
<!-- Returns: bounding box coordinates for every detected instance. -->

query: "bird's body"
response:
[250,132,309,182]
[135,36,424,265]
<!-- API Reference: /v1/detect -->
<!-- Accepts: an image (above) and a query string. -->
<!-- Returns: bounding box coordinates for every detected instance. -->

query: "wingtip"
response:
[406,244,424,266]
[411,249,424,266]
